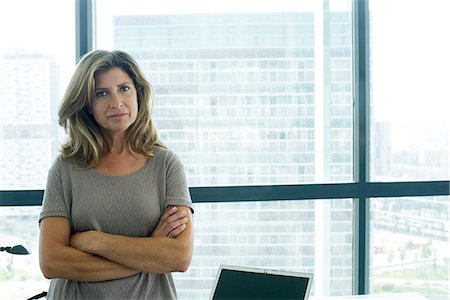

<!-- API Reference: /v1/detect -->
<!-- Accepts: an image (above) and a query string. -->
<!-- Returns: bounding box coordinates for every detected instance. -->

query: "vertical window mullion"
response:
[76,0,94,61]
[352,0,370,295]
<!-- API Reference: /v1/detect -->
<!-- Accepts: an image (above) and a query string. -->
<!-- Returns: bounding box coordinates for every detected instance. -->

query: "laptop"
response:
[209,264,314,300]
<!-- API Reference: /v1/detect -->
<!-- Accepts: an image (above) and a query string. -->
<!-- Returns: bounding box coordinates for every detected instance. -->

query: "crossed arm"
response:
[39,206,193,282]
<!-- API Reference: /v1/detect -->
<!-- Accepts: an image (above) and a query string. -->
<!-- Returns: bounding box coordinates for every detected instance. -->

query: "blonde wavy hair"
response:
[59,50,165,168]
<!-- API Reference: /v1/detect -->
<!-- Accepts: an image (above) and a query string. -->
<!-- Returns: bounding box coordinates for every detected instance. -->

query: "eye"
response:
[95,90,108,97]
[120,85,131,92]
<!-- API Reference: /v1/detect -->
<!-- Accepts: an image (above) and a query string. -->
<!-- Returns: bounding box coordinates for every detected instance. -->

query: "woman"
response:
[39,50,194,299]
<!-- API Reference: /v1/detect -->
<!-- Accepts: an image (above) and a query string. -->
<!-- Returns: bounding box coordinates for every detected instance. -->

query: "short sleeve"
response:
[39,157,71,222]
[164,150,194,213]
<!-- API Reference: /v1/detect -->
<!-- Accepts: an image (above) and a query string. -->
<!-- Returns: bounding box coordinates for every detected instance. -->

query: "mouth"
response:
[108,113,128,118]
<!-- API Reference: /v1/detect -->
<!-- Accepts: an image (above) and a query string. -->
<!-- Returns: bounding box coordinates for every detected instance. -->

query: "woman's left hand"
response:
[151,206,189,238]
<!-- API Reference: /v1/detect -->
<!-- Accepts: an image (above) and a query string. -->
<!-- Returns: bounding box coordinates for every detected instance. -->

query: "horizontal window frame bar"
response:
[1,180,448,206]
[0,190,44,206]
[190,181,450,202]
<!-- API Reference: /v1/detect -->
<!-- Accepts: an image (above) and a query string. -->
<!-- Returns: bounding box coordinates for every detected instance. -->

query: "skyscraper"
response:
[0,51,59,190]
[113,11,354,298]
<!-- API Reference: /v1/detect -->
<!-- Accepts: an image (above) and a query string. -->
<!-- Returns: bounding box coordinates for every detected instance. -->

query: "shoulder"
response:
[154,146,180,162]
[48,155,79,176]
[153,146,185,170]
[48,155,64,174]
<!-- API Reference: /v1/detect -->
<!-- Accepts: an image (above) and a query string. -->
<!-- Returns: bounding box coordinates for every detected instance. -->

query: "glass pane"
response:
[95,0,354,185]
[0,206,50,299]
[173,199,353,299]
[370,196,450,300]
[0,0,75,190]
[2,199,354,299]
[0,1,75,297]
[369,0,450,181]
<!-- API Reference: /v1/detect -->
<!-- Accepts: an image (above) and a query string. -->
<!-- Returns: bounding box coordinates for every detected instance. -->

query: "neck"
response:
[109,142,128,156]
[102,132,129,156]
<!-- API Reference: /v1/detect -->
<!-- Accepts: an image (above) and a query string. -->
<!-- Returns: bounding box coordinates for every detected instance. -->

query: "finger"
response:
[168,224,187,238]
[160,206,177,221]
[164,209,187,224]
[164,217,188,233]
[160,219,187,237]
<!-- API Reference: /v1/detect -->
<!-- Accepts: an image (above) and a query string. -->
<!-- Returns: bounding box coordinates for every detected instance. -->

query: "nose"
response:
[109,92,124,108]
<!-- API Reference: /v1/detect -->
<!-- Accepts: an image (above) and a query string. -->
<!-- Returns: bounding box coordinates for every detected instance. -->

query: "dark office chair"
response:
[27,291,48,299]
[0,244,30,255]
[1,245,47,299]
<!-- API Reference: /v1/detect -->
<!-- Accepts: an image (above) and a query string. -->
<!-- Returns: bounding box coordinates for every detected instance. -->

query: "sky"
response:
[0,0,76,88]
[0,1,75,62]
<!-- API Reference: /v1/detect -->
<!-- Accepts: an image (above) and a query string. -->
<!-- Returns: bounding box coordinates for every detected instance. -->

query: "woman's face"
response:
[90,67,138,137]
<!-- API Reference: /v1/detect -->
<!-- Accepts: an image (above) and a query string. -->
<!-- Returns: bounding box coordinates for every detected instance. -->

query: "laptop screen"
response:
[210,265,313,300]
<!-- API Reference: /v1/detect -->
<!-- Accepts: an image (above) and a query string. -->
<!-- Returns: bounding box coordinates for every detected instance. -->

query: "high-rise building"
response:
[0,51,59,190]
[113,11,354,297]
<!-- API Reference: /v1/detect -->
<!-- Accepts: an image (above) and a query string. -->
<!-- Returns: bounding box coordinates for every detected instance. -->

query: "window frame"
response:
[0,0,449,295]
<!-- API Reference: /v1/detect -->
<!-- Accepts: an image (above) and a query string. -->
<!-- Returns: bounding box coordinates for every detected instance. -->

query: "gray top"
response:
[40,147,193,300]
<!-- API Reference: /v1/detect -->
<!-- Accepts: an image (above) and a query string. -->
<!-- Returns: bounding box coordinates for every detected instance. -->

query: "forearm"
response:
[39,216,140,282]
[91,233,192,274]
[69,206,193,274]
[40,244,140,282]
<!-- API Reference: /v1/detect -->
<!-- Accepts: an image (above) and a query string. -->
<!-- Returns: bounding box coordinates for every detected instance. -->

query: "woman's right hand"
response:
[151,206,189,238]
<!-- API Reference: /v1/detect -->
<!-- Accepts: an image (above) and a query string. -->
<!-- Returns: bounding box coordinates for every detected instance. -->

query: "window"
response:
[1,1,448,299]
[368,1,450,298]
[0,1,75,298]
[173,199,353,298]
[370,196,449,298]
[0,1,75,190]
[369,0,450,182]
[96,0,354,186]
[0,206,47,299]
[95,0,355,297]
